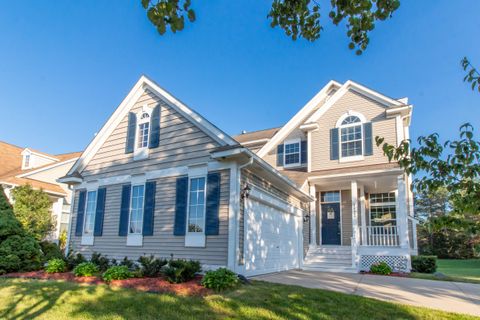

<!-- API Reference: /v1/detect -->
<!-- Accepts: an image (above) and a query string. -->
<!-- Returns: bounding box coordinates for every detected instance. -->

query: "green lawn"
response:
[0,278,476,320]
[411,259,480,284]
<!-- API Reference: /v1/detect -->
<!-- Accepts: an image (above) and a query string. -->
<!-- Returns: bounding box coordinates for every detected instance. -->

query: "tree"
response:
[0,186,43,274]
[141,0,400,55]
[11,185,54,241]
[461,57,480,92]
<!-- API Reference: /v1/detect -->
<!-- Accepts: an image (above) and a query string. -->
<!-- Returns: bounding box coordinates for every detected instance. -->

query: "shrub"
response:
[58,230,67,252]
[73,262,99,277]
[118,256,137,270]
[40,241,64,262]
[138,255,167,277]
[164,259,201,283]
[45,258,67,273]
[66,252,86,271]
[90,252,110,272]
[370,262,392,275]
[411,255,437,273]
[102,265,133,282]
[201,268,239,291]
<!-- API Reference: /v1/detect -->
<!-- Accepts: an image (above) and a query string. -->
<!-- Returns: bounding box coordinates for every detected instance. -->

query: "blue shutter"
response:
[205,172,221,236]
[125,112,136,154]
[149,105,161,149]
[363,122,373,156]
[119,184,131,236]
[276,144,284,166]
[330,128,339,160]
[142,181,156,236]
[75,190,86,236]
[174,176,188,236]
[301,140,307,164]
[93,187,107,236]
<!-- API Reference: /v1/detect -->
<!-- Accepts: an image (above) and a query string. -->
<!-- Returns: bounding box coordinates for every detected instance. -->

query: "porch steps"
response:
[303,246,357,273]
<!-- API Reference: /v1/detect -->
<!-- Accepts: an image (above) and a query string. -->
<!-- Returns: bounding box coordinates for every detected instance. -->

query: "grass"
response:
[411,259,480,284]
[0,278,477,320]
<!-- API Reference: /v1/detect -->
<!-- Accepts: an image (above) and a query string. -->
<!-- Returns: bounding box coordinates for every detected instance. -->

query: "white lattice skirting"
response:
[360,255,409,272]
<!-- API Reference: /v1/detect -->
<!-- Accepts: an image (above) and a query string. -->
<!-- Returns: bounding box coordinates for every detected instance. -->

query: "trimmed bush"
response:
[40,241,64,262]
[138,255,167,277]
[66,252,86,271]
[90,252,110,272]
[45,258,67,273]
[201,268,239,291]
[164,259,201,283]
[411,255,437,273]
[102,266,133,282]
[73,262,99,277]
[118,256,137,270]
[370,262,392,275]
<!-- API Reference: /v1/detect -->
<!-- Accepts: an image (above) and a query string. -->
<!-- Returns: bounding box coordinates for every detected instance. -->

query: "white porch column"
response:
[396,176,410,249]
[359,184,367,246]
[54,198,64,242]
[351,181,360,246]
[309,185,317,246]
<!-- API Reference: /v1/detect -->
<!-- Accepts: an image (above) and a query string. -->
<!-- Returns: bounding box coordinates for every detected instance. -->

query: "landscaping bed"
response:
[1,271,209,296]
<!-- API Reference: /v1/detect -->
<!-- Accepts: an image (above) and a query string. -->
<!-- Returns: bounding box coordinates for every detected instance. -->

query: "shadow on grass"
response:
[0,279,472,320]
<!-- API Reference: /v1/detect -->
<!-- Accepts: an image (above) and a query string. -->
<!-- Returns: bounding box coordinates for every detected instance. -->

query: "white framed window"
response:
[137,122,149,149]
[320,191,340,203]
[340,116,363,158]
[129,185,145,235]
[83,191,97,235]
[284,139,301,167]
[24,154,30,168]
[187,177,206,233]
[370,192,397,226]
[133,107,152,161]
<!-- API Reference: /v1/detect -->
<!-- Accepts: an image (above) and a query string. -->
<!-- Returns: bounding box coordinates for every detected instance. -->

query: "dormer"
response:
[21,148,58,170]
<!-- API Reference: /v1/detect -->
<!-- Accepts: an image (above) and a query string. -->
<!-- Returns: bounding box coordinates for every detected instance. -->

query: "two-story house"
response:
[60,76,417,276]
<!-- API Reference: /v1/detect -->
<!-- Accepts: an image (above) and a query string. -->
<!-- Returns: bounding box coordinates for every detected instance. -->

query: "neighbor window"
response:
[321,191,340,203]
[284,141,300,166]
[187,177,206,233]
[129,185,145,234]
[370,192,396,226]
[137,122,150,148]
[83,191,97,235]
[340,116,363,158]
[24,154,30,168]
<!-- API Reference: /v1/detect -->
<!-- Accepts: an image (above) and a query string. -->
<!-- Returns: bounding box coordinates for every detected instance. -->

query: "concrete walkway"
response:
[253,270,480,317]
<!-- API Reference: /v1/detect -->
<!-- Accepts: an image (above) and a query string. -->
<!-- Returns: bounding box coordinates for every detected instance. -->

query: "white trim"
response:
[337,112,365,161]
[19,158,79,178]
[283,138,301,168]
[299,123,319,131]
[227,162,240,271]
[21,148,60,162]
[258,80,341,157]
[335,111,366,128]
[67,75,238,176]
[307,168,403,181]
[185,166,208,248]
[65,186,76,256]
[133,105,153,161]
[339,155,364,163]
[319,190,342,246]
[307,131,312,173]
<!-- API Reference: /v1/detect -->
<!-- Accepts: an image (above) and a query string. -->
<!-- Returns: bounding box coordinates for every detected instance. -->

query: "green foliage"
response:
[163,259,201,283]
[461,57,480,92]
[370,261,392,275]
[66,252,86,271]
[58,230,67,252]
[40,241,64,262]
[138,255,167,277]
[73,262,99,277]
[45,258,67,273]
[11,185,54,241]
[411,255,437,274]
[90,252,110,272]
[142,0,195,35]
[376,123,480,215]
[102,265,133,282]
[0,186,43,274]
[118,256,137,270]
[142,0,399,54]
[201,268,239,291]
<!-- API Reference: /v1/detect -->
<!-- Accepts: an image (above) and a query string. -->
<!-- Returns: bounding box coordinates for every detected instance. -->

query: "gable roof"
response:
[257,80,408,157]
[233,127,281,145]
[67,75,239,177]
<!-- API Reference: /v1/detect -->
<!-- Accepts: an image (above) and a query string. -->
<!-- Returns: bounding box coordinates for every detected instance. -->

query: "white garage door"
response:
[243,192,302,276]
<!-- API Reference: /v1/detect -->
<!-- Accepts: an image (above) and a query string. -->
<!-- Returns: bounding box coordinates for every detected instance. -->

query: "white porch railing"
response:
[361,226,399,247]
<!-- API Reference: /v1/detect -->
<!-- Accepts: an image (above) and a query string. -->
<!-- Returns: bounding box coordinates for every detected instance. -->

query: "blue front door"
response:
[321,202,341,245]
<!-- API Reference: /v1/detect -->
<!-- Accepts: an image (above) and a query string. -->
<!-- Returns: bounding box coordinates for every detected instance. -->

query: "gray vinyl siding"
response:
[69,169,230,266]
[82,89,220,179]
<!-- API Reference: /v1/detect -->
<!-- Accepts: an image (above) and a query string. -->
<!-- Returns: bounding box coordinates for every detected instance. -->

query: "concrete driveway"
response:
[252,270,480,317]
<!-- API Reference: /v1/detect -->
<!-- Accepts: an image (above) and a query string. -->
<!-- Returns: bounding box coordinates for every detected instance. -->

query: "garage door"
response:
[243,192,302,276]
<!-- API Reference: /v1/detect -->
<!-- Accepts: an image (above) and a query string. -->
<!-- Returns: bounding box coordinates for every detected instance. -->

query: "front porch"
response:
[304,169,417,272]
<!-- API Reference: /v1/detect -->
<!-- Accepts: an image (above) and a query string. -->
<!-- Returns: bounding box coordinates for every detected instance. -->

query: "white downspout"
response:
[65,185,76,256]
[235,157,253,273]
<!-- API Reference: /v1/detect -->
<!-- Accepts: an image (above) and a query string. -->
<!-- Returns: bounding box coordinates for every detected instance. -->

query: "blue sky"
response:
[0,1,479,154]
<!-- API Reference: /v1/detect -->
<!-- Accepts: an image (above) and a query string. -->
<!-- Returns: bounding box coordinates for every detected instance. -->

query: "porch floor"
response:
[252,270,480,317]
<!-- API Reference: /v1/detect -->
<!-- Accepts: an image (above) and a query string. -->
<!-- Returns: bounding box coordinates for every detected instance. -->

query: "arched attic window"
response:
[330,112,373,161]
[339,115,363,158]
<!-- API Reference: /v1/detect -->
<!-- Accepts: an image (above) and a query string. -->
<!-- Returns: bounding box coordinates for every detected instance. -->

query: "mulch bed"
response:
[360,271,410,278]
[1,271,209,296]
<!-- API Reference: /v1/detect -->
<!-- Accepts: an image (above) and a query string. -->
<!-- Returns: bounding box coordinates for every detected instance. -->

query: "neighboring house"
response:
[0,141,81,241]
[60,76,417,276]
